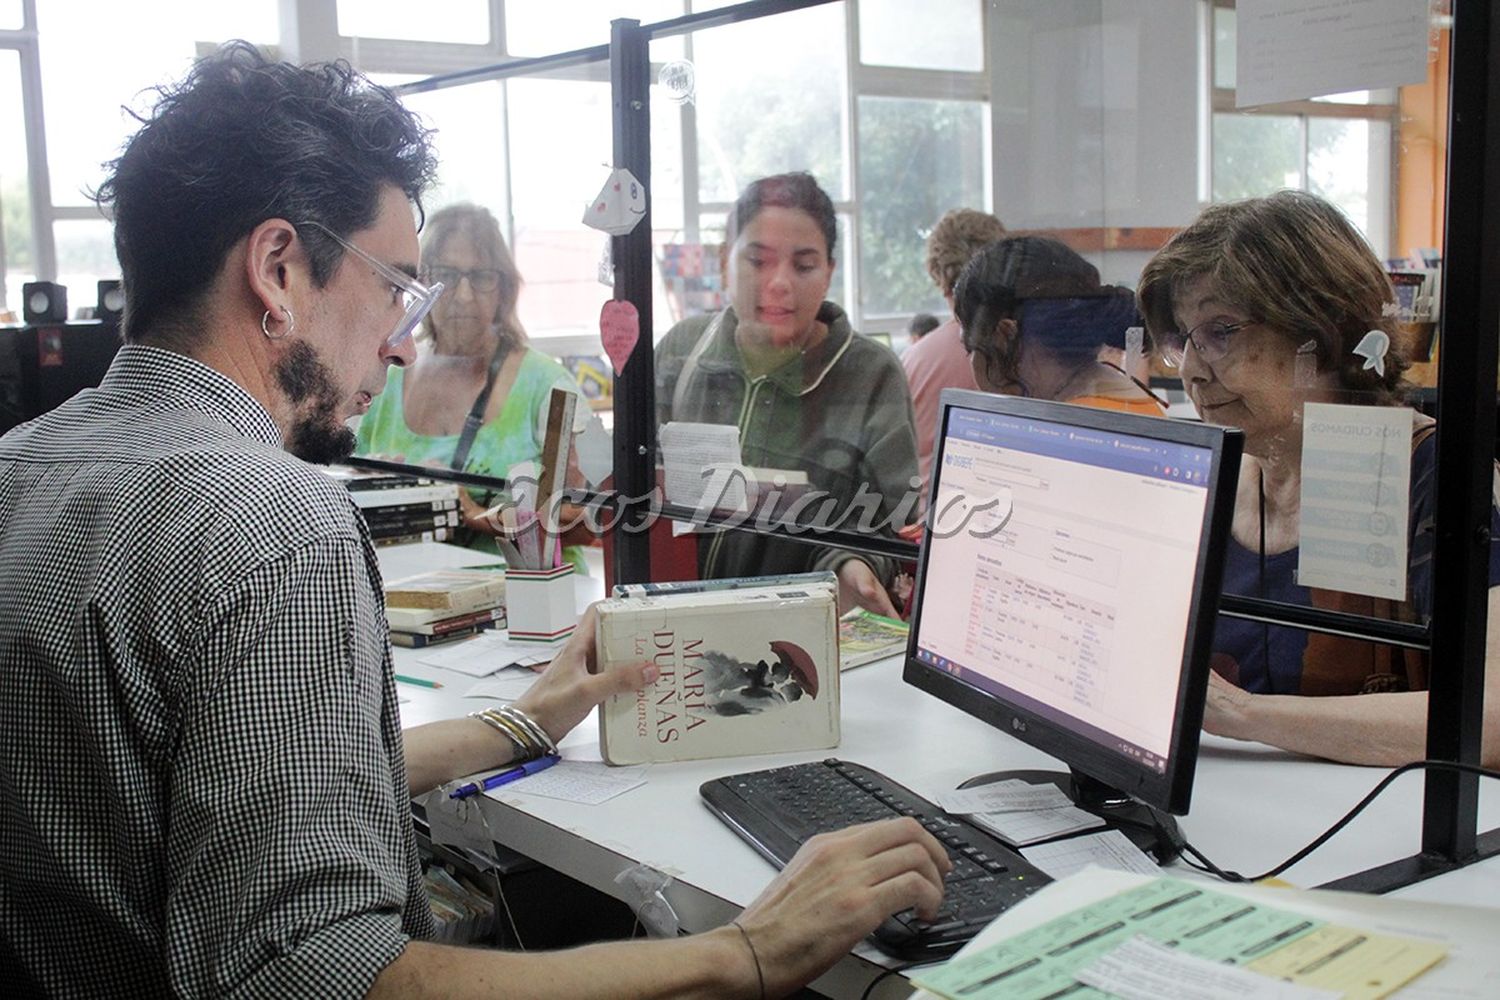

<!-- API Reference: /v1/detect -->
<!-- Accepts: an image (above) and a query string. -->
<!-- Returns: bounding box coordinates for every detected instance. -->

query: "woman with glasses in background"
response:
[1137,189,1499,768]
[356,202,586,563]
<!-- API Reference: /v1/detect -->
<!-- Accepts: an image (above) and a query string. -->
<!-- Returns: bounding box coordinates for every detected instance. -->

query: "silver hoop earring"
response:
[261,306,295,340]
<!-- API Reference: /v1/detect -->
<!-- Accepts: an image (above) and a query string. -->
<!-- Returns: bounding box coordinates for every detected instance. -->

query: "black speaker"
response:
[96,280,125,325]
[22,282,67,324]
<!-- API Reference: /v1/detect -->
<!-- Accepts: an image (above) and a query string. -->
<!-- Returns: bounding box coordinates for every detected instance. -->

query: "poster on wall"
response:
[1236,0,1430,108]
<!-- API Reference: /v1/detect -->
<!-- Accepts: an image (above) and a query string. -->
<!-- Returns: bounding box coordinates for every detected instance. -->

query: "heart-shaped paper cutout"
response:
[600,299,640,374]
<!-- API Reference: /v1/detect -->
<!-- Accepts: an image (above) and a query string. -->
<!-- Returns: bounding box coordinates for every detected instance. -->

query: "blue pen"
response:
[449,754,561,799]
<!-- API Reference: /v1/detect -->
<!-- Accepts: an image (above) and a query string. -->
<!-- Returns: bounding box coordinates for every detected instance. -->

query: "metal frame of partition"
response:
[372,0,1496,891]
[1324,0,1500,892]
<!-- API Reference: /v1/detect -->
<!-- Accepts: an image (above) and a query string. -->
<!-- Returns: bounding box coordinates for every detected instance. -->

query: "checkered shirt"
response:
[0,345,434,998]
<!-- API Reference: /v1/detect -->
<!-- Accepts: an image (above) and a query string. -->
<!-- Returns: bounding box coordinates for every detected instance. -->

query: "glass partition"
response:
[332,0,1493,883]
[350,50,618,569]
[353,0,1462,672]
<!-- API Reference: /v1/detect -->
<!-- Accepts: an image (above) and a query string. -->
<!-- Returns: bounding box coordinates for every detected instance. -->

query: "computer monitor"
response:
[903,388,1242,859]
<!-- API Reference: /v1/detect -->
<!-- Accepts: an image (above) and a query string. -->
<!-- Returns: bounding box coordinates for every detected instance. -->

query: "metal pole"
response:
[609,18,655,586]
[1424,0,1499,863]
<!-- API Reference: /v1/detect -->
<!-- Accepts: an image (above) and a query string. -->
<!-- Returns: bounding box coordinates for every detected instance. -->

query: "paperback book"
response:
[388,604,507,636]
[389,621,499,648]
[595,585,840,765]
[384,569,507,614]
[350,483,462,509]
[838,608,910,670]
[373,527,455,547]
[611,570,835,598]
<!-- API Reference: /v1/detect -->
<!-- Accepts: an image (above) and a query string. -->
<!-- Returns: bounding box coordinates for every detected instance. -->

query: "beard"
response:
[274,340,357,465]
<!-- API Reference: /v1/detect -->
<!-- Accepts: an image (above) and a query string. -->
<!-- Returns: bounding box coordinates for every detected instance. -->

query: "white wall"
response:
[988,0,1204,287]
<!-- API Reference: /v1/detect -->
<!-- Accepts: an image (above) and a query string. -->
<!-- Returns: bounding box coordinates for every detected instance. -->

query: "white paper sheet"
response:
[1297,403,1414,601]
[1021,830,1162,880]
[966,804,1106,846]
[936,780,1074,815]
[659,421,744,510]
[489,760,648,805]
[418,630,557,676]
[464,666,546,702]
[1236,0,1429,108]
[1077,935,1339,1000]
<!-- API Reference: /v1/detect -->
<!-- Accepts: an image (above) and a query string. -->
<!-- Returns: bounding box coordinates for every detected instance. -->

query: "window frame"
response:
[0,0,52,308]
[1205,0,1401,255]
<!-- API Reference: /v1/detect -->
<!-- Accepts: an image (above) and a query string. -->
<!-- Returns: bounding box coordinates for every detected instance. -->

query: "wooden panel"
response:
[1009,226,1181,254]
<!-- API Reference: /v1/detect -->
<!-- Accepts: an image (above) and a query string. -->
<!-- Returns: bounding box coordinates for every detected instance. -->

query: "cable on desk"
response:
[1177,759,1500,883]
[860,961,915,1000]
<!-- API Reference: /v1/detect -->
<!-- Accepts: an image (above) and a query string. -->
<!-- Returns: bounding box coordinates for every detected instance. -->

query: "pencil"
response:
[394,674,443,689]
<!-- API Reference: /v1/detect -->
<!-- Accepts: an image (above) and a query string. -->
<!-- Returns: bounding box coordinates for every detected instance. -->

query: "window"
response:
[856,96,986,318]
[338,0,489,45]
[27,1,276,299]
[857,0,982,72]
[52,218,115,296]
[503,0,682,57]
[37,2,277,207]
[0,48,28,312]
[506,78,614,341]
[1209,2,1396,257]
[689,3,849,204]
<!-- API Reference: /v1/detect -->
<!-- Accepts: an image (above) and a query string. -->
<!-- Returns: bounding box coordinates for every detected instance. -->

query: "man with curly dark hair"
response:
[0,43,947,998]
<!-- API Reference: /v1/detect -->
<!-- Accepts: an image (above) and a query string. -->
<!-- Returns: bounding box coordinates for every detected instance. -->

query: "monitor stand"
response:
[958,768,1183,865]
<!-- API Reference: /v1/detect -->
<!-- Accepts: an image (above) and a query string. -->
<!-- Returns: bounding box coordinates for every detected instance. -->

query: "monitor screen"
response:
[904,389,1241,816]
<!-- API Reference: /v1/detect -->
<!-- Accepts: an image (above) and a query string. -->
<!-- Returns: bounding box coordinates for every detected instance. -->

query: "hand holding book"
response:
[836,558,900,619]
[511,604,660,746]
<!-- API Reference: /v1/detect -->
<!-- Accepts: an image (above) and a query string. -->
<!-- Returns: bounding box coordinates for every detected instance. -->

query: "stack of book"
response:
[384,569,508,648]
[326,466,463,546]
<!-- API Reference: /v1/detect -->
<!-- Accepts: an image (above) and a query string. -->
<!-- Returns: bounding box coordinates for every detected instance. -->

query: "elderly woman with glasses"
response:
[1137,190,1499,768]
[356,202,586,561]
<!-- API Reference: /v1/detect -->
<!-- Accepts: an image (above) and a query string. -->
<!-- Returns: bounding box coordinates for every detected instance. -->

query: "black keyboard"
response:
[700,758,1052,961]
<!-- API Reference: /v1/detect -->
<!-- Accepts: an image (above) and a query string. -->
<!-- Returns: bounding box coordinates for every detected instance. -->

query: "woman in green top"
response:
[356,202,585,566]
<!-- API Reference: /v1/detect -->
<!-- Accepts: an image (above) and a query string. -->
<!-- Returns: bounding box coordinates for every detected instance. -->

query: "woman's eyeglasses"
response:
[424,265,505,294]
[1158,319,1254,368]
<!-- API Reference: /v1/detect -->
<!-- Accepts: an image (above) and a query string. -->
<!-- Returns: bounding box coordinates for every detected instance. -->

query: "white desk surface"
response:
[382,545,1500,998]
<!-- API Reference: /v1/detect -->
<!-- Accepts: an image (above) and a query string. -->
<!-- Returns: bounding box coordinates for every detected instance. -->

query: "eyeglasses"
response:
[423,265,505,294]
[1158,318,1254,368]
[297,220,444,348]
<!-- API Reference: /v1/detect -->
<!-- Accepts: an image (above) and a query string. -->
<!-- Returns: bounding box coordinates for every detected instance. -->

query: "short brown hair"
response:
[926,209,1007,297]
[1137,190,1407,401]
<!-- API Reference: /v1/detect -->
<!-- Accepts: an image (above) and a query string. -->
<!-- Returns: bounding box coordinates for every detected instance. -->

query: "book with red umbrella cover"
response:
[594,585,840,765]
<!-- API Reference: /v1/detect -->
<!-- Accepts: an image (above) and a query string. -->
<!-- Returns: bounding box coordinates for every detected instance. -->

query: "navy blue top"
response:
[1212,432,1500,694]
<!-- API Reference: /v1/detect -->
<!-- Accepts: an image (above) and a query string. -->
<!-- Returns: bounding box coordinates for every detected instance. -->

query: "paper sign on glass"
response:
[582,167,647,236]
[659,421,745,511]
[1235,0,1429,108]
[1297,403,1413,602]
